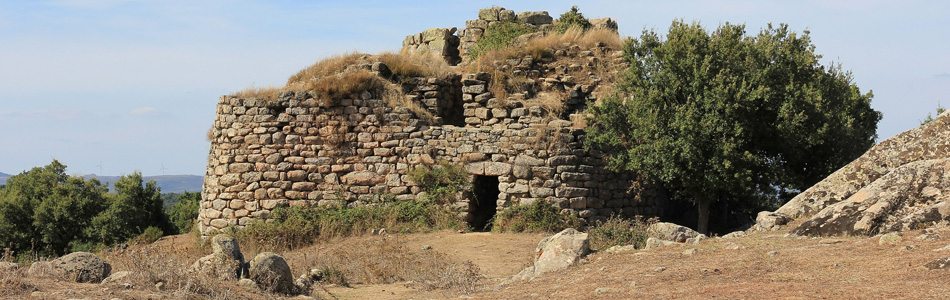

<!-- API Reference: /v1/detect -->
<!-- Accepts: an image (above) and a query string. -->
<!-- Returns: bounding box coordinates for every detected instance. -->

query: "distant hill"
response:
[0,172,202,192]
[82,174,204,193]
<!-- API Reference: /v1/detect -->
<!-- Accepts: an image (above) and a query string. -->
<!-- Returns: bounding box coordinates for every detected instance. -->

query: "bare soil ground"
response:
[5,225,950,299]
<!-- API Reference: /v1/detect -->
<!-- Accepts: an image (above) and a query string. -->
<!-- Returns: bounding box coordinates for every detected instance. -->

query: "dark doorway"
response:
[471,175,499,231]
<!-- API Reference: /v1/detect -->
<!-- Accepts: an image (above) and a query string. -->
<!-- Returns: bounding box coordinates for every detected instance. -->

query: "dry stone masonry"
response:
[199,7,667,237]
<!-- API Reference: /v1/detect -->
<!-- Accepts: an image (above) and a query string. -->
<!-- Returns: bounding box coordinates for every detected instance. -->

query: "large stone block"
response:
[485,162,512,176]
[555,187,590,198]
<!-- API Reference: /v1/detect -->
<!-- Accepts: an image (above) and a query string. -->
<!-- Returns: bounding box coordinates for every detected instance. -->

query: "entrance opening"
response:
[471,175,499,231]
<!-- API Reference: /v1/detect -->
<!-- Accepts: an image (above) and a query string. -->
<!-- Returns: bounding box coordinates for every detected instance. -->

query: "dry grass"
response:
[464,27,621,74]
[287,52,366,85]
[378,51,452,80]
[275,236,482,294]
[99,240,267,299]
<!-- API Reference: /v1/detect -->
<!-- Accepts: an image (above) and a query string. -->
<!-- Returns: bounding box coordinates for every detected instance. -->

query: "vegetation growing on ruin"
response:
[236,199,460,251]
[553,6,591,33]
[468,21,537,60]
[407,161,469,205]
[492,200,580,233]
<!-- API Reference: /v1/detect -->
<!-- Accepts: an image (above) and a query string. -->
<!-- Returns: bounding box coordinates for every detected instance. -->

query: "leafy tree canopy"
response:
[585,20,881,233]
[0,161,172,257]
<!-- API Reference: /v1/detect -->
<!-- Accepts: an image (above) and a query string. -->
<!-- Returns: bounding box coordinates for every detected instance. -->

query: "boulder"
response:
[191,234,246,280]
[533,228,589,277]
[790,158,950,237]
[516,11,553,25]
[755,211,792,231]
[878,232,903,246]
[649,222,705,243]
[590,17,619,31]
[49,252,112,283]
[100,270,131,285]
[249,252,295,294]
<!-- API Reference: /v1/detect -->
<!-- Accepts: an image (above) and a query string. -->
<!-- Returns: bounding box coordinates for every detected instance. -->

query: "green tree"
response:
[585,21,880,233]
[554,6,591,33]
[87,172,172,245]
[168,191,200,234]
[0,161,108,255]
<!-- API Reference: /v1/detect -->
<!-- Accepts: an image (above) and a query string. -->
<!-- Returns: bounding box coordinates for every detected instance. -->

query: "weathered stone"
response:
[484,162,512,176]
[533,228,589,277]
[341,171,382,185]
[49,252,112,283]
[190,235,246,280]
[649,222,704,243]
[775,111,950,223]
[791,159,950,237]
[516,11,553,25]
[249,252,295,294]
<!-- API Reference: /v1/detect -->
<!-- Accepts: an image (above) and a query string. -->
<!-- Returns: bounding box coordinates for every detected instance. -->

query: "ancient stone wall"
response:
[199,72,667,236]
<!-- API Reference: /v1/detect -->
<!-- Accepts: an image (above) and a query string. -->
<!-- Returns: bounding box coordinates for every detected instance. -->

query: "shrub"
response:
[492,200,580,233]
[407,161,469,205]
[168,192,201,234]
[587,216,656,251]
[130,226,164,245]
[468,21,537,59]
[554,6,591,33]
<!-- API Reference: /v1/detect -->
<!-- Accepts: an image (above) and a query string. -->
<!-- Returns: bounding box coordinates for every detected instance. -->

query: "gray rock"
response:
[792,159,950,237]
[755,211,791,231]
[190,234,246,280]
[517,11,553,25]
[924,256,950,269]
[533,228,589,277]
[775,110,950,223]
[100,270,131,285]
[723,242,742,250]
[604,245,637,254]
[649,222,704,243]
[50,252,112,283]
[590,17,619,31]
[249,252,295,294]
[644,237,675,249]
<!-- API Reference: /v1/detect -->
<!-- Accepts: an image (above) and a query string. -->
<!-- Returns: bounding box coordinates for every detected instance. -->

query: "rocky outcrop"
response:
[762,111,950,236]
[191,235,247,280]
[249,252,295,294]
[791,158,950,236]
[773,111,950,220]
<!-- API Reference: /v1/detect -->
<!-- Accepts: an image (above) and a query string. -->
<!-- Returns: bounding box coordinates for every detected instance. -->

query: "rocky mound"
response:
[766,111,950,236]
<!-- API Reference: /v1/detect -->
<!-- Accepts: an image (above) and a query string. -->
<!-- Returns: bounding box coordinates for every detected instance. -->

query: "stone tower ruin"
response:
[197,7,663,237]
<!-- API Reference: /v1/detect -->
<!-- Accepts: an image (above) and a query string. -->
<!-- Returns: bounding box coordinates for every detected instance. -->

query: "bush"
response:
[130,226,164,245]
[168,192,200,234]
[407,161,469,205]
[468,21,537,59]
[492,200,580,233]
[587,216,656,251]
[237,199,460,251]
[554,6,591,33]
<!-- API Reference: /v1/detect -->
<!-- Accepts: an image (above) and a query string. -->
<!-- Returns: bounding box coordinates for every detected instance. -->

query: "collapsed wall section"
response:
[200,80,665,236]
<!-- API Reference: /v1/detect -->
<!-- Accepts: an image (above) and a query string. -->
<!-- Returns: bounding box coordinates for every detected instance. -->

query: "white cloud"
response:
[130,106,158,116]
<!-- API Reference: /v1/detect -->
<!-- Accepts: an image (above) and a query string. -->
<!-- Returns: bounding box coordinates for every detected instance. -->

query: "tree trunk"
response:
[697,198,711,235]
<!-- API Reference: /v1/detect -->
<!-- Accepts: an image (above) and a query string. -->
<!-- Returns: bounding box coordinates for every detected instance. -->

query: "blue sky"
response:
[1,0,948,176]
